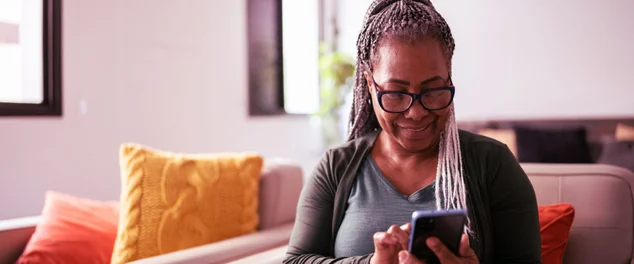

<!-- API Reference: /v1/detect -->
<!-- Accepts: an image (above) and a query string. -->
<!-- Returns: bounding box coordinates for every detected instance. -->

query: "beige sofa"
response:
[0,158,304,264]
[2,163,634,264]
[229,163,634,264]
[524,163,634,264]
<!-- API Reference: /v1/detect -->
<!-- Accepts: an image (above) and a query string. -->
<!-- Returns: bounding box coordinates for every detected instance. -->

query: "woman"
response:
[284,0,542,263]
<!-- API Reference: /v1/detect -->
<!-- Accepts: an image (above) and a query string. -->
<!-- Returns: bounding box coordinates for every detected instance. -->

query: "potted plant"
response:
[313,42,355,149]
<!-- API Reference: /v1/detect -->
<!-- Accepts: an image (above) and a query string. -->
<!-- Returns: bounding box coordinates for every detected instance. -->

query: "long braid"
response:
[347,0,472,236]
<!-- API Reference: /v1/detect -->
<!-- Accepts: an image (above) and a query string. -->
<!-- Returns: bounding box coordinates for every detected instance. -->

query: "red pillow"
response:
[16,191,120,264]
[539,203,575,264]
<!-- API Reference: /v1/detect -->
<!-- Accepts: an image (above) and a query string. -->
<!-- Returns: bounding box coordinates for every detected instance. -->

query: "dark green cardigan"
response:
[284,130,542,264]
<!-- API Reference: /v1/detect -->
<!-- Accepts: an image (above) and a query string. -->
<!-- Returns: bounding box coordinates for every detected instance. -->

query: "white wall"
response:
[0,0,323,220]
[2,0,633,220]
[338,0,634,121]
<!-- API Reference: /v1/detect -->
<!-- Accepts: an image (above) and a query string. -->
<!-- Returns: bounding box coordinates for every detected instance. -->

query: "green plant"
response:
[313,42,355,148]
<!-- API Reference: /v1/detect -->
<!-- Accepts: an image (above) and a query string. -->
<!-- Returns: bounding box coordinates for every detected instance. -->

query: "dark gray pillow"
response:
[514,126,593,163]
[597,141,634,172]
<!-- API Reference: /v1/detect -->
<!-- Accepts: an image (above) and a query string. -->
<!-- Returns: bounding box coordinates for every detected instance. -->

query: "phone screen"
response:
[410,212,466,264]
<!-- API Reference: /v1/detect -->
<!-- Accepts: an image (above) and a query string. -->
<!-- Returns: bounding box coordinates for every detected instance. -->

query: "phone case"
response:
[407,209,467,263]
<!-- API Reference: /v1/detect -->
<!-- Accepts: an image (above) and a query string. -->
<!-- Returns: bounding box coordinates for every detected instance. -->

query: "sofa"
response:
[524,163,634,264]
[230,163,634,264]
[0,158,304,264]
[2,162,634,264]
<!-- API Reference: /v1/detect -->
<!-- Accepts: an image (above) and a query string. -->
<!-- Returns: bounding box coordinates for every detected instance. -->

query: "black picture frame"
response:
[246,0,328,117]
[246,0,285,116]
[0,0,62,117]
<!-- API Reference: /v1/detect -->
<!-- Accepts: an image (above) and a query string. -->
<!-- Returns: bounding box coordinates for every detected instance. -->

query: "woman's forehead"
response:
[372,37,449,81]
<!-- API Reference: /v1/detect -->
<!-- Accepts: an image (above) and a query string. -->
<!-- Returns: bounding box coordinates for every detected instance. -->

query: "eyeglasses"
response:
[368,74,455,113]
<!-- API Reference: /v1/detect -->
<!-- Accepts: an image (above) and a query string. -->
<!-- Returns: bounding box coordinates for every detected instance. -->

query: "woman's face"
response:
[365,37,452,152]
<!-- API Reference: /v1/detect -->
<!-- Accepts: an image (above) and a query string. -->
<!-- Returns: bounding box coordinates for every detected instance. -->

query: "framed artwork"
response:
[0,0,62,116]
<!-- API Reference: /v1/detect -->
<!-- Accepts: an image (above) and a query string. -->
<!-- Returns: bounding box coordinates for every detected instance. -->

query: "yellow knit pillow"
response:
[111,144,263,264]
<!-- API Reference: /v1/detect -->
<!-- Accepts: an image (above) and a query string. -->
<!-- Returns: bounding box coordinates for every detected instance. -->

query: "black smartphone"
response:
[407,209,467,264]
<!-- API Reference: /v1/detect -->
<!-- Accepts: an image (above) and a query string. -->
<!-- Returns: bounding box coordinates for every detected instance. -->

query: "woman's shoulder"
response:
[310,131,378,184]
[324,130,378,162]
[458,129,518,174]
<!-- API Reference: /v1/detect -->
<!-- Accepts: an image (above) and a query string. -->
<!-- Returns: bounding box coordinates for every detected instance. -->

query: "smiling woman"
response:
[284,1,542,263]
[0,0,62,116]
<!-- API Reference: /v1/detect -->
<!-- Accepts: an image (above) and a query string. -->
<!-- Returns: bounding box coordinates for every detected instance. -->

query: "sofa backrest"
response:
[257,158,304,230]
[522,163,634,264]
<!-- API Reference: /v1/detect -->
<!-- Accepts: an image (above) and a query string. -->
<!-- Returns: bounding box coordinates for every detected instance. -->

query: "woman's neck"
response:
[373,131,439,168]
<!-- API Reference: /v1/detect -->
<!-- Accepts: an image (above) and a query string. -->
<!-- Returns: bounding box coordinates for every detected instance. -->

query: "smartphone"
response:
[407,209,467,264]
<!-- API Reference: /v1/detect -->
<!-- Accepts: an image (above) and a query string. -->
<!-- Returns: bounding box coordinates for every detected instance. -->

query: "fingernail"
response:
[427,238,439,248]
[399,251,409,262]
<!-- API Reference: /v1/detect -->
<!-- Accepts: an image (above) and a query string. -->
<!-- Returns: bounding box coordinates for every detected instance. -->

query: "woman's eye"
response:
[384,93,404,100]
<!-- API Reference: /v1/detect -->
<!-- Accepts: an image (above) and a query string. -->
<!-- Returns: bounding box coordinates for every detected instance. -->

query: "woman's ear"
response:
[363,71,373,94]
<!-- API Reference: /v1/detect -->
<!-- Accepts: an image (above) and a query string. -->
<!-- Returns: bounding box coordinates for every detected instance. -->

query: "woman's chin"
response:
[396,137,437,153]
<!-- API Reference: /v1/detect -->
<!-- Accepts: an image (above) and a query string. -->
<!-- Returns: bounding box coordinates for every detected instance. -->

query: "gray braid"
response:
[347,0,472,235]
[348,0,455,140]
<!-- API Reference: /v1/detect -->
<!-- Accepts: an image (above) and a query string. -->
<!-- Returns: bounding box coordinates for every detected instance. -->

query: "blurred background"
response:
[0,0,633,220]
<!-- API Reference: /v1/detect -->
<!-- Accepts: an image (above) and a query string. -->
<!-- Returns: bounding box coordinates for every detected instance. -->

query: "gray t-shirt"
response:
[333,157,436,258]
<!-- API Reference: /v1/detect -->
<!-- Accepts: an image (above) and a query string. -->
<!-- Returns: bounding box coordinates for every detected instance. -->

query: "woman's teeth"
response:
[403,124,429,132]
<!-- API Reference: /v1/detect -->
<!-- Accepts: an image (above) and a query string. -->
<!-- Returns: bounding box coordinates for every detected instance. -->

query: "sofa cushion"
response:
[111,144,263,264]
[539,203,575,264]
[128,223,293,264]
[597,140,634,172]
[227,245,288,264]
[16,191,119,264]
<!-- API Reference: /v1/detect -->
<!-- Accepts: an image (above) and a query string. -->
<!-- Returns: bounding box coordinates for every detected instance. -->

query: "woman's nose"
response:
[403,100,429,121]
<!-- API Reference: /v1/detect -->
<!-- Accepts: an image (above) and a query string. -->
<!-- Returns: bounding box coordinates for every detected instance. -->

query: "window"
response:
[247,0,322,116]
[0,0,62,116]
[281,0,320,115]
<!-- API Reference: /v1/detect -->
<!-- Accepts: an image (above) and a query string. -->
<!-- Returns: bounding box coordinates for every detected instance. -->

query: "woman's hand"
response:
[370,223,411,264]
[397,234,479,264]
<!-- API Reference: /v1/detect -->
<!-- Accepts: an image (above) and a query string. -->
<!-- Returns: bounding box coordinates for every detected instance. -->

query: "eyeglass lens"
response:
[380,89,452,112]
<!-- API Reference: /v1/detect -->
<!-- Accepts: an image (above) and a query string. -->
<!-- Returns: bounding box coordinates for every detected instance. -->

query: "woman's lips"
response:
[397,122,433,139]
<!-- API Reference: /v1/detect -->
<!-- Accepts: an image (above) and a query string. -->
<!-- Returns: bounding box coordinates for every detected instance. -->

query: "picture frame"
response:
[0,0,62,116]
[246,0,285,116]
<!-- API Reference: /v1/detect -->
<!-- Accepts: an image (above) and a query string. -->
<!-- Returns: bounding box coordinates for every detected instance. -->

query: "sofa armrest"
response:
[129,223,293,264]
[0,216,40,264]
[228,245,288,264]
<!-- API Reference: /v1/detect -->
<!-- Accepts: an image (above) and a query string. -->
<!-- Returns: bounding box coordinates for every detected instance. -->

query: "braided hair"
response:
[347,0,472,234]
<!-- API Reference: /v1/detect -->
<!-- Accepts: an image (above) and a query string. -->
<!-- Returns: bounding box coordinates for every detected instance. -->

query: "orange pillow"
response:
[538,203,575,264]
[16,191,120,264]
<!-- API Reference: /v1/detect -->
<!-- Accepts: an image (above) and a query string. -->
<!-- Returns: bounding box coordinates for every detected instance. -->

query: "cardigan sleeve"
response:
[283,151,373,264]
[488,144,543,264]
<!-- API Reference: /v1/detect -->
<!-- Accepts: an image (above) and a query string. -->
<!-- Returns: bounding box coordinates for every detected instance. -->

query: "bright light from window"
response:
[282,0,320,114]
[0,0,43,104]
[0,0,22,24]
[0,44,23,102]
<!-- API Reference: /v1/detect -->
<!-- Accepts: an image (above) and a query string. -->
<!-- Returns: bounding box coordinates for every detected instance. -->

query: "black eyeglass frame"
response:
[368,73,456,114]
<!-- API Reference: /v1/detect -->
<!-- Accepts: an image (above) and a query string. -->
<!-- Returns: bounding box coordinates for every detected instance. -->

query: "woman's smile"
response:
[397,122,433,139]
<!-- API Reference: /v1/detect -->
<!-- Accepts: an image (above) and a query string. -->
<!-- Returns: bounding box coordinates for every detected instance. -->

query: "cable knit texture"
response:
[111,144,263,264]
